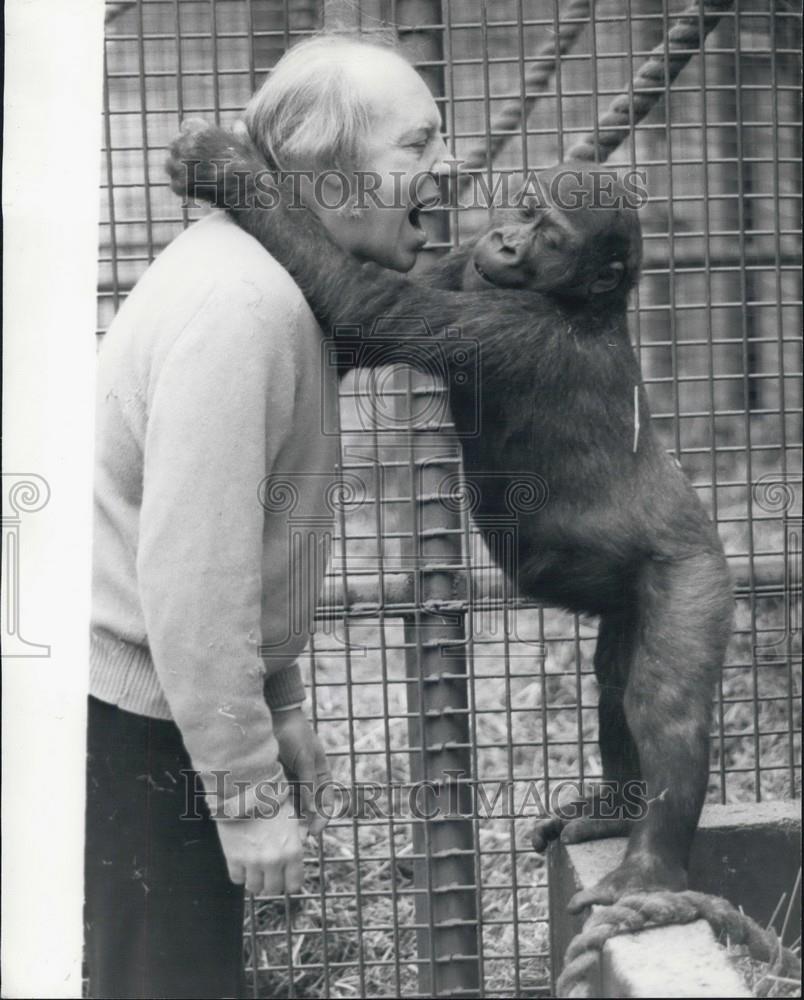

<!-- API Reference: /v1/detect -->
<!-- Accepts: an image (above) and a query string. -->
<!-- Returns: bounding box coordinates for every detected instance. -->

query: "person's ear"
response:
[589,260,624,295]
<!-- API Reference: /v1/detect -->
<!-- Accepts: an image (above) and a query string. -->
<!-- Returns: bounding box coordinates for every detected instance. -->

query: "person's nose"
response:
[429,133,451,176]
[425,136,462,208]
[414,171,442,210]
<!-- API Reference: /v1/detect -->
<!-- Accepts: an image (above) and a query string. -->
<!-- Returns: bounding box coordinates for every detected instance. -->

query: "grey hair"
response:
[243,31,401,174]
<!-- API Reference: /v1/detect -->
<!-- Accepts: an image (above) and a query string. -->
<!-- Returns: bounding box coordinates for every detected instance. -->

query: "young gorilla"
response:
[166,121,734,912]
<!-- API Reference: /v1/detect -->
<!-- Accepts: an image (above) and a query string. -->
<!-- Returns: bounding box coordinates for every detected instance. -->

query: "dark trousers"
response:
[84,696,246,999]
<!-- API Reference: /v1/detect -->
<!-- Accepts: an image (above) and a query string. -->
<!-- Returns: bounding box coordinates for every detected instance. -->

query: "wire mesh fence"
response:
[98,1,802,996]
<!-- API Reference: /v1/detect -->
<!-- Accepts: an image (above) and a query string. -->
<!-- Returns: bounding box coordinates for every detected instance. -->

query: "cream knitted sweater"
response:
[91,210,339,811]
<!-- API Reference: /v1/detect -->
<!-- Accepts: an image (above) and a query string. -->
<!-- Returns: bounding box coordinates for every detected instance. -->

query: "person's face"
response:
[315,52,450,272]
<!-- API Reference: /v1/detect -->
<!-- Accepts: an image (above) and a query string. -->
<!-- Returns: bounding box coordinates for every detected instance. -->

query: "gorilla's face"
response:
[462,168,641,300]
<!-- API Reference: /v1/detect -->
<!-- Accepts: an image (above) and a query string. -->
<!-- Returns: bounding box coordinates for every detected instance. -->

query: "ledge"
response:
[548,801,801,998]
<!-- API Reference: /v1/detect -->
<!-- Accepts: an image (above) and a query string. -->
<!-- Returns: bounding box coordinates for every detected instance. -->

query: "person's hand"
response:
[216,795,304,896]
[273,707,333,836]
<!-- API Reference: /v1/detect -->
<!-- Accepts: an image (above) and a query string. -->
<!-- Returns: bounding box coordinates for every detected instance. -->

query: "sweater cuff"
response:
[263,661,306,710]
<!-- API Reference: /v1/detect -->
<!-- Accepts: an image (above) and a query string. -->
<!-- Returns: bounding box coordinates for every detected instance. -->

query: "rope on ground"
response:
[566,0,734,163]
[555,889,802,998]
[457,0,590,190]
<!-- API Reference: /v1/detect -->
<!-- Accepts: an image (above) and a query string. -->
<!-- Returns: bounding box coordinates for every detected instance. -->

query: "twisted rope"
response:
[566,0,734,163]
[556,889,802,998]
[458,0,591,189]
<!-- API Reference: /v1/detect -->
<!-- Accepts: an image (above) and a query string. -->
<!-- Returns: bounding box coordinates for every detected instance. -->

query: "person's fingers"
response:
[226,860,246,886]
[284,849,305,894]
[283,748,312,812]
[298,780,314,824]
[291,748,330,833]
[244,863,265,897]
[307,769,334,836]
[294,748,315,784]
[261,861,286,897]
[315,754,332,791]
[307,814,327,837]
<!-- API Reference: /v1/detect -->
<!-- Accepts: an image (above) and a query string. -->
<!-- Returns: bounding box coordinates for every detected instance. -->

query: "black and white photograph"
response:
[3,1,802,997]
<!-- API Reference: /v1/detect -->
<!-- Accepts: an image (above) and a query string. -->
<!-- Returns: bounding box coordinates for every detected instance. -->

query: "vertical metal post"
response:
[390,6,480,995]
[402,401,479,999]
[384,1,480,993]
[323,1,479,991]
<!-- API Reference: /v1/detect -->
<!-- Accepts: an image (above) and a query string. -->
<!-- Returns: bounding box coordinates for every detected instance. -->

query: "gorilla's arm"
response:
[166,122,536,355]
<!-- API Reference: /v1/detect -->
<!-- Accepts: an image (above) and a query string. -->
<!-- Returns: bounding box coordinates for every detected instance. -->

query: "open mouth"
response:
[474,259,495,284]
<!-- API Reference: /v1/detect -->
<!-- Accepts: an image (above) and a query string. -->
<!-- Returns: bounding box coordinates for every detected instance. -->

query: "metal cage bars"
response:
[98,2,802,996]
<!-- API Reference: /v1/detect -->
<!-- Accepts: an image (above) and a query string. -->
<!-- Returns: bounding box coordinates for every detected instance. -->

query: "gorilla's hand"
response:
[165,117,274,209]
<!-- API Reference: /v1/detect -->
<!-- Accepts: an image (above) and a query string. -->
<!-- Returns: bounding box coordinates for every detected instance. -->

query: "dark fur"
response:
[166,123,734,911]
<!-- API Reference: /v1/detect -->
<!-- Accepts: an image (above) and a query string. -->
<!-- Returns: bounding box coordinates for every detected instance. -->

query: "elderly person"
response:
[86,32,448,999]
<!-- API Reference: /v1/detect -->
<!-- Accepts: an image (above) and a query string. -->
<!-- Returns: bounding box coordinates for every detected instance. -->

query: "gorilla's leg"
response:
[531,612,639,851]
[567,551,733,912]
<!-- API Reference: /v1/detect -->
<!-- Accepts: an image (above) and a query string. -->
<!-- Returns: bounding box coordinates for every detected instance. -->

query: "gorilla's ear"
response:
[590,261,624,295]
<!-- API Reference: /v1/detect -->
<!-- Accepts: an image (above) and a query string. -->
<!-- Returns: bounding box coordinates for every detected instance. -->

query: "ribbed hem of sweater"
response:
[90,630,173,719]
[90,630,307,721]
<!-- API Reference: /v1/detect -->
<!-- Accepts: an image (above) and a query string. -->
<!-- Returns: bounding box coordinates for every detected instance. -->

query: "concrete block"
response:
[549,801,801,998]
